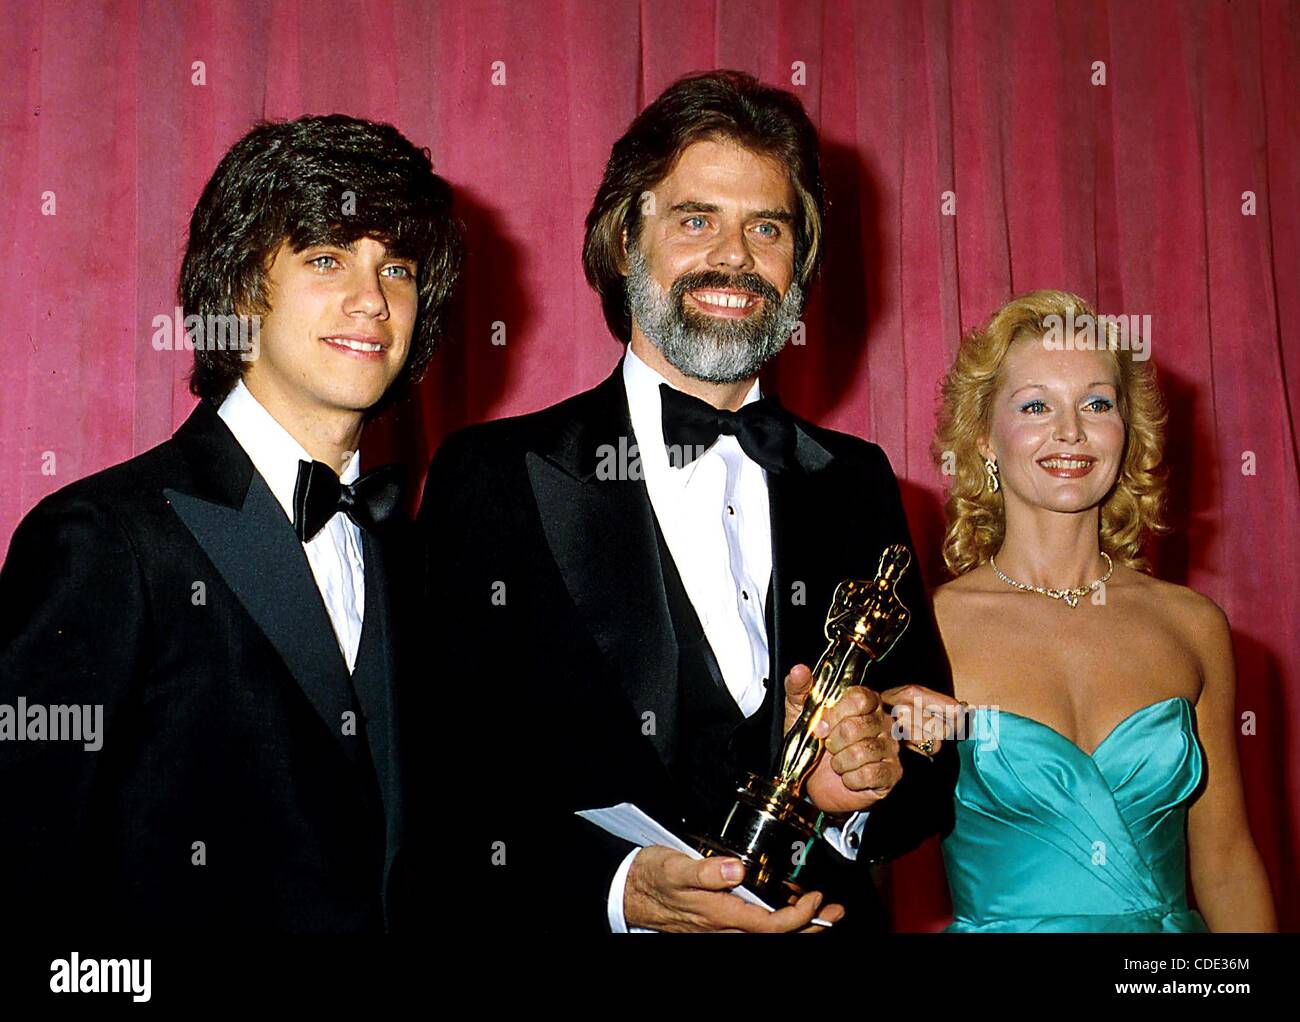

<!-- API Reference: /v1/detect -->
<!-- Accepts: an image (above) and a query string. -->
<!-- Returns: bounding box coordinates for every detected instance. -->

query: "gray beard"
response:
[624,246,804,384]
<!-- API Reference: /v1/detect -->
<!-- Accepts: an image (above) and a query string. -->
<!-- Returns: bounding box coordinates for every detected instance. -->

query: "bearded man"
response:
[419,70,955,933]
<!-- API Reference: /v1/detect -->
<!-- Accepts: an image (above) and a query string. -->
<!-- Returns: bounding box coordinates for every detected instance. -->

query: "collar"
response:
[621,345,761,486]
[216,380,360,522]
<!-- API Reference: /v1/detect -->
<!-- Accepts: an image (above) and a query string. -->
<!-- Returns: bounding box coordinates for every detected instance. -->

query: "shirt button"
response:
[741,590,749,601]
[727,505,735,515]
[848,833,859,848]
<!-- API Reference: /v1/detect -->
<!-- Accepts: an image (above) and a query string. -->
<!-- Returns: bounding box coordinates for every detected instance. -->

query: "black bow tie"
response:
[291,460,404,542]
[659,383,796,474]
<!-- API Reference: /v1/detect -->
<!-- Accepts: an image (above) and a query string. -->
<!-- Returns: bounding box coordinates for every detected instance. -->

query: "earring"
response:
[984,457,1000,493]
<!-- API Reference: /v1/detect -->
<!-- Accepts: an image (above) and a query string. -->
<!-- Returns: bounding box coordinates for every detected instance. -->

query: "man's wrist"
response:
[821,810,870,860]
[607,846,642,933]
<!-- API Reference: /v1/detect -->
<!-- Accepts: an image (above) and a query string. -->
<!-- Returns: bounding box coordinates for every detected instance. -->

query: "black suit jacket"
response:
[419,363,957,932]
[0,400,419,934]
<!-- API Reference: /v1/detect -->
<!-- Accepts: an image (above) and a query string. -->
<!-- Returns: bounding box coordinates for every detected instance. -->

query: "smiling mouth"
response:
[321,335,387,358]
[687,289,762,316]
[1037,455,1096,477]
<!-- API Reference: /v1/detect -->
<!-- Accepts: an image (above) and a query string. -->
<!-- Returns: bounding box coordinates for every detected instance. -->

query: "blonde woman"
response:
[893,290,1275,932]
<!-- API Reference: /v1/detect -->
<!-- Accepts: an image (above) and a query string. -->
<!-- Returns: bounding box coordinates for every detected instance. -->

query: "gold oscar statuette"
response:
[698,544,913,905]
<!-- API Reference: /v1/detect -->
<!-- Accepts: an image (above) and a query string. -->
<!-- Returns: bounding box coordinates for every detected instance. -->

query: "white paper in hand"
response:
[575,802,774,910]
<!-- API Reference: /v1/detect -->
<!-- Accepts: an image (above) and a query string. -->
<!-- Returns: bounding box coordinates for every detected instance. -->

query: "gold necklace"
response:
[989,551,1114,608]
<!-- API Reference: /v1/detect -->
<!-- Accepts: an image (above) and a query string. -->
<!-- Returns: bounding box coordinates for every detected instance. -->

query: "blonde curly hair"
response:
[933,289,1168,577]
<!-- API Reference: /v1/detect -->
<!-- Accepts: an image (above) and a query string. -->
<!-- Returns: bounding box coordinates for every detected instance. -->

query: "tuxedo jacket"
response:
[0,400,419,934]
[419,363,957,932]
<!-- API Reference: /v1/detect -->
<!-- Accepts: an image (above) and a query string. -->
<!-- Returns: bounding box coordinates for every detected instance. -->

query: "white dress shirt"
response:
[607,349,866,932]
[217,380,366,672]
[626,347,773,714]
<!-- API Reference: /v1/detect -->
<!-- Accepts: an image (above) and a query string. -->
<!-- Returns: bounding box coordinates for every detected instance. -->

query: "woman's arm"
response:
[1185,597,1277,932]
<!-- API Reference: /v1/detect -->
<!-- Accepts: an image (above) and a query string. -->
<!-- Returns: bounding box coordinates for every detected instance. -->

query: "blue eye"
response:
[308,255,338,270]
[382,264,414,279]
[1085,396,1114,413]
[684,216,707,230]
[1020,399,1047,414]
[753,222,779,238]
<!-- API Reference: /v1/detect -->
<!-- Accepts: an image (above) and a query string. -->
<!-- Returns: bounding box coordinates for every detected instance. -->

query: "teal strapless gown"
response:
[942,695,1208,932]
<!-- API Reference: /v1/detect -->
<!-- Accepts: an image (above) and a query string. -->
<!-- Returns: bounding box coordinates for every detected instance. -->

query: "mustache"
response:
[668,270,782,307]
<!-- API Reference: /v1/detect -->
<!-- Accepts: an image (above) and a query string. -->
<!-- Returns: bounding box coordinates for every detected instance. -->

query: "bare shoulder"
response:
[1121,568,1227,624]
[1117,568,1233,665]
[932,568,975,612]
[930,565,1001,627]
[933,563,1003,596]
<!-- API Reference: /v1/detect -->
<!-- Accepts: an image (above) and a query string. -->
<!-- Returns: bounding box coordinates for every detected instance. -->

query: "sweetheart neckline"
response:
[972,695,1192,760]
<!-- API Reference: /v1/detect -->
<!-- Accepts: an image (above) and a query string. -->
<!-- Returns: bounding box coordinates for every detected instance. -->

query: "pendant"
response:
[1062,591,1079,608]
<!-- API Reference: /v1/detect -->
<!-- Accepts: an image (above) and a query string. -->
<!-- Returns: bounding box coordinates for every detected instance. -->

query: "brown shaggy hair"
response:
[180,114,463,414]
[582,69,825,342]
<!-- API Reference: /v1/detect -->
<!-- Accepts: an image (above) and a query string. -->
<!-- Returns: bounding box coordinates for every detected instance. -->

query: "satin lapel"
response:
[164,403,363,767]
[525,370,680,768]
[354,527,403,822]
[765,422,841,759]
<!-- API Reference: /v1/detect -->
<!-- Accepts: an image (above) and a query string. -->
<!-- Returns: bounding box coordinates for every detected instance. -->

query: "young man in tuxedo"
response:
[422,71,956,932]
[0,115,462,933]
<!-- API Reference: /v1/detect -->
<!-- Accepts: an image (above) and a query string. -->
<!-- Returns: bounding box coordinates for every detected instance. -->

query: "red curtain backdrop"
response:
[1,0,1296,930]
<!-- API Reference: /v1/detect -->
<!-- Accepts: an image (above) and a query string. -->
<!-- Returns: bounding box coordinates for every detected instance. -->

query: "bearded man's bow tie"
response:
[658,383,796,473]
[292,459,404,541]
